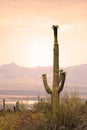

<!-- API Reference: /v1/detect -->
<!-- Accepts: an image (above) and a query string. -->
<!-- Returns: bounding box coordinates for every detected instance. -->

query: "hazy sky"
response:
[0,0,87,67]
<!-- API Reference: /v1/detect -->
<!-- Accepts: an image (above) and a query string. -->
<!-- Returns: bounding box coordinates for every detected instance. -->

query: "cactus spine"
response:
[42,25,66,123]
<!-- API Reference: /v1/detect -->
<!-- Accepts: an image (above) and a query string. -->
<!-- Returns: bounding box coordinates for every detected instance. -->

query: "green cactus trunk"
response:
[52,27,59,120]
[42,25,66,124]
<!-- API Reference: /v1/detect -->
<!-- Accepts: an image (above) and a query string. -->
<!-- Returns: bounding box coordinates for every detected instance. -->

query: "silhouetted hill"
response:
[0,63,87,100]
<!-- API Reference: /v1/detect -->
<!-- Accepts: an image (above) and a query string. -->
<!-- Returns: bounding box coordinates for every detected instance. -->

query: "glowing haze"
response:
[0,0,87,68]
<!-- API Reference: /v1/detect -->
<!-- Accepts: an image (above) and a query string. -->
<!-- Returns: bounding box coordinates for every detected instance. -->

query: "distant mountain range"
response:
[0,63,87,100]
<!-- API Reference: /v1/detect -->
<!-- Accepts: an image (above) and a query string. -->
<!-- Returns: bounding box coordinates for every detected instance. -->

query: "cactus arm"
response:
[42,74,52,94]
[58,70,66,93]
[59,69,63,83]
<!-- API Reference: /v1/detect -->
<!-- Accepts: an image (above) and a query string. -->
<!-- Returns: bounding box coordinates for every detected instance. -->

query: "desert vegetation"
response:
[0,94,87,130]
[0,95,87,130]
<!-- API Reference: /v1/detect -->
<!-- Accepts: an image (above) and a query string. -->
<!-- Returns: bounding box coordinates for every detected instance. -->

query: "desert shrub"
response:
[33,101,52,113]
[14,111,48,130]
[0,112,19,130]
[58,95,81,129]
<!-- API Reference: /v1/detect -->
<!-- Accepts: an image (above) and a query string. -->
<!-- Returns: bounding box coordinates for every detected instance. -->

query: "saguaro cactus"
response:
[42,25,66,122]
[3,99,5,111]
[16,101,20,111]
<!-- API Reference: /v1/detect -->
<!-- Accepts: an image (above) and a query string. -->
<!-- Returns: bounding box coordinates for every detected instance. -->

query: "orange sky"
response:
[0,0,87,67]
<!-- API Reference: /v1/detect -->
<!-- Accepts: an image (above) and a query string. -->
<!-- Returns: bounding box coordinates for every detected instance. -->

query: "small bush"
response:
[0,112,18,130]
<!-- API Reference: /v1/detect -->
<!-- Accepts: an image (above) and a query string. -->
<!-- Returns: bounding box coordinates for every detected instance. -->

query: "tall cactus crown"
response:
[52,25,59,43]
[52,25,59,29]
